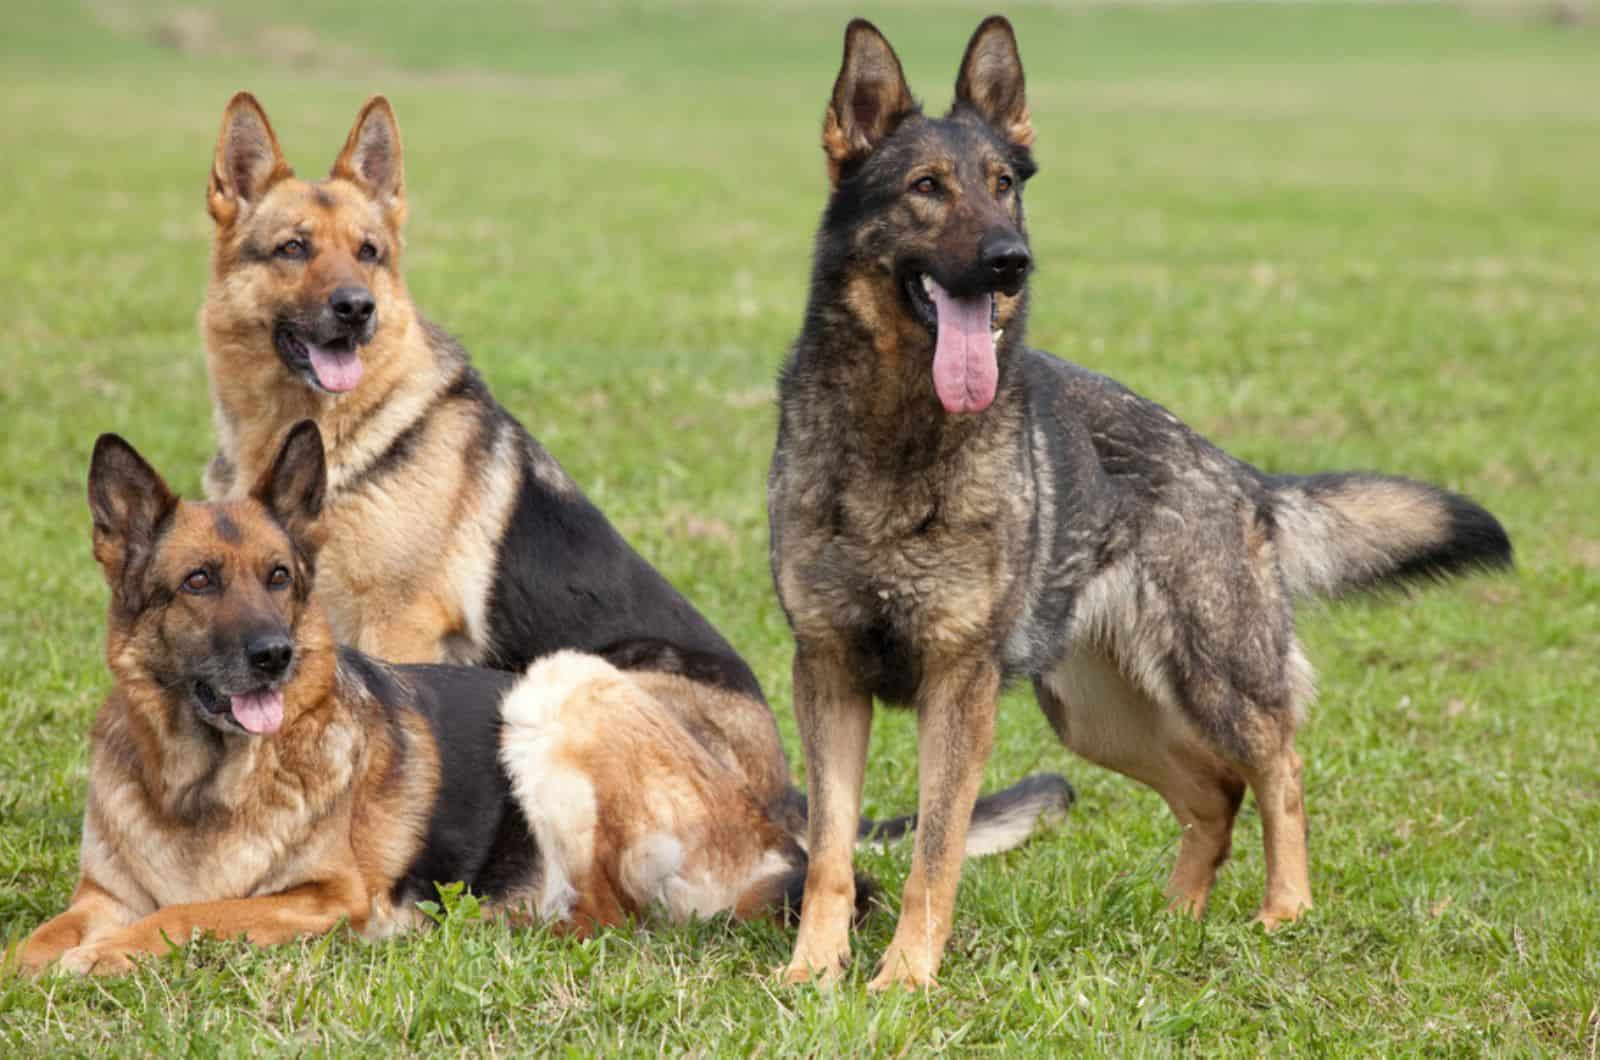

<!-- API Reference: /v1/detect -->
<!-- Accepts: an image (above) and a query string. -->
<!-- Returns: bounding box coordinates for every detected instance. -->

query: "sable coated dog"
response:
[768,17,1513,989]
[20,425,886,977]
[199,91,762,688]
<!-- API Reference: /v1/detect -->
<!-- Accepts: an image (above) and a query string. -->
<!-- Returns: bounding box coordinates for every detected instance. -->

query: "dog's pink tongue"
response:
[929,280,997,415]
[230,689,284,735]
[306,342,363,393]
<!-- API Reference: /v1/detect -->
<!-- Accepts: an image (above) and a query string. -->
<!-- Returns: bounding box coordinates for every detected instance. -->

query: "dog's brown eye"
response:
[911,176,940,196]
[182,570,212,594]
[997,174,1013,193]
[267,565,292,589]
[276,239,306,260]
[358,241,379,263]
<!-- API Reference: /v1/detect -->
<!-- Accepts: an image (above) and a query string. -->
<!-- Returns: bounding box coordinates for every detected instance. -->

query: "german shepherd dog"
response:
[20,424,923,977]
[196,92,1070,861]
[769,17,1513,989]
[199,91,763,687]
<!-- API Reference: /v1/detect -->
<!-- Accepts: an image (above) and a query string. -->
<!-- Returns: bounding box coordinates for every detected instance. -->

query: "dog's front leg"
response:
[783,639,873,986]
[55,877,367,976]
[870,658,999,991]
[14,877,136,976]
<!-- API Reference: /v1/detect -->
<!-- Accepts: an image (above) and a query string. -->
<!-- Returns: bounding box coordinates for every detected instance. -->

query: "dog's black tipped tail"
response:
[1270,472,1512,601]
[857,772,1074,857]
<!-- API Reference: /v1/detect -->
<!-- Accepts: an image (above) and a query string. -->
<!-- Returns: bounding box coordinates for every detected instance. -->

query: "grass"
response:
[1,0,1597,1053]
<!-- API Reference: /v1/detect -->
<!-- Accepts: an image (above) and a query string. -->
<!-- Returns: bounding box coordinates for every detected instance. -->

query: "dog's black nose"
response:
[246,634,293,678]
[980,232,1031,289]
[329,285,375,326]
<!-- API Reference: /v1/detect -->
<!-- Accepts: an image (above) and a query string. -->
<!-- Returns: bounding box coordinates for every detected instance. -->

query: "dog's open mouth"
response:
[193,680,285,735]
[902,273,1003,416]
[274,323,365,394]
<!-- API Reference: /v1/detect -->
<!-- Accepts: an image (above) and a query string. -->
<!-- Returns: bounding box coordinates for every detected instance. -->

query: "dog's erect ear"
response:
[954,16,1033,150]
[208,92,292,228]
[252,421,327,556]
[823,19,917,185]
[88,435,179,608]
[330,96,406,225]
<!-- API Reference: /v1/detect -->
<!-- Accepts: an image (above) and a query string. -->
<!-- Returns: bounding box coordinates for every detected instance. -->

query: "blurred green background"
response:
[1,2,1597,1053]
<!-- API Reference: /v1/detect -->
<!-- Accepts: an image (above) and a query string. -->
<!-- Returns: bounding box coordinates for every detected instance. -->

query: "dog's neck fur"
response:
[202,290,456,503]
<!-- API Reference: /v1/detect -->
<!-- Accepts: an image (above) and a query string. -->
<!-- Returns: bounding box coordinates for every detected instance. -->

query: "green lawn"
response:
[2,1,1597,1053]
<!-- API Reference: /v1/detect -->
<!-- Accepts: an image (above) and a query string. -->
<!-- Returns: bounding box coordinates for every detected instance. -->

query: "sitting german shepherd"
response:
[17,424,798,975]
[199,91,762,689]
[768,17,1513,989]
[16,424,1066,976]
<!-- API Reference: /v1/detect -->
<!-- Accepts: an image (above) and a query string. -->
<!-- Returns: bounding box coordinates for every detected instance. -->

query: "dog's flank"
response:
[769,16,1509,990]
[18,428,834,977]
[199,91,761,694]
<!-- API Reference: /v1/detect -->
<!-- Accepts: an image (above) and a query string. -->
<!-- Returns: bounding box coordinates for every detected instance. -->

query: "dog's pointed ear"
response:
[208,92,292,228]
[331,96,406,226]
[252,421,327,557]
[823,19,917,185]
[88,435,179,607]
[954,16,1033,150]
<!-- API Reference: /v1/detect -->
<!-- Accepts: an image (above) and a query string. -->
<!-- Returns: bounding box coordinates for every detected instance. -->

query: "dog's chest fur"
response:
[82,704,364,915]
[771,370,1040,703]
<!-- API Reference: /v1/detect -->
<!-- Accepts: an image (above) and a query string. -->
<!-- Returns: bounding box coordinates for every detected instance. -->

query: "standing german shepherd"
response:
[199,91,761,688]
[20,424,888,977]
[769,17,1513,989]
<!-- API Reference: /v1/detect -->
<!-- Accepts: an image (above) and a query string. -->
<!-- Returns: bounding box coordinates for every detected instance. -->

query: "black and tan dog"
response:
[200,91,762,688]
[16,424,1066,976]
[769,16,1513,989]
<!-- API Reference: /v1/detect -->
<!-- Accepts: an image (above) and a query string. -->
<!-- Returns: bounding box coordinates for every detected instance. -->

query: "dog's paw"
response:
[58,943,137,977]
[781,956,847,988]
[1254,900,1311,931]
[782,911,855,987]
[867,943,938,992]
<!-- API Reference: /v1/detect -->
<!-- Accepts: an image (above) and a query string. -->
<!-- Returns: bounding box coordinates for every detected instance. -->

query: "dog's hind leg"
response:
[870,658,1000,991]
[784,640,874,986]
[1037,647,1249,918]
[1240,742,1311,929]
[1159,762,1247,918]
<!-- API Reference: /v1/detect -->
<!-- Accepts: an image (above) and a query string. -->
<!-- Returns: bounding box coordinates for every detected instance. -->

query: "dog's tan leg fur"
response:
[784,641,873,985]
[1158,760,1246,917]
[17,879,134,975]
[1242,745,1312,928]
[47,877,368,976]
[870,659,998,991]
[350,591,461,665]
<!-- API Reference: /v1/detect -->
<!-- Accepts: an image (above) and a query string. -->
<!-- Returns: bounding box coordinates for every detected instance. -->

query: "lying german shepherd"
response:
[199,91,761,688]
[17,424,794,975]
[768,17,1513,989]
[16,423,1067,976]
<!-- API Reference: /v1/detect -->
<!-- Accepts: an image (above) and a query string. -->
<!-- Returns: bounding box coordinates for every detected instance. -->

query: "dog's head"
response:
[89,422,330,737]
[205,93,409,396]
[818,17,1036,416]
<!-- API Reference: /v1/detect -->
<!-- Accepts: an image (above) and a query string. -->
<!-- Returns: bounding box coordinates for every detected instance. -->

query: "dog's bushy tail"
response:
[1268,472,1511,601]
[856,773,1075,857]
